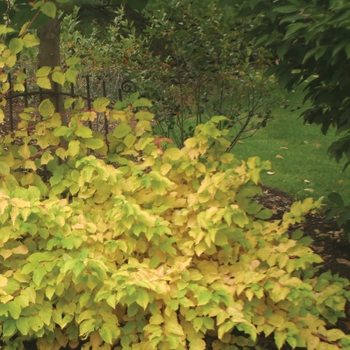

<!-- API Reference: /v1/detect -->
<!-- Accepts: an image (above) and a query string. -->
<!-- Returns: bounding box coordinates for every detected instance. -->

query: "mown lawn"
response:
[232,85,350,203]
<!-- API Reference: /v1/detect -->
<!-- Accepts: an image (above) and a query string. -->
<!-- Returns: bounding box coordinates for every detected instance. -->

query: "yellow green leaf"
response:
[37,77,51,89]
[3,319,16,337]
[41,1,56,18]
[12,246,28,255]
[38,99,55,118]
[93,97,110,112]
[0,25,15,35]
[9,38,23,55]
[99,323,121,344]
[135,289,149,309]
[67,140,80,157]
[1,82,10,94]
[0,161,10,175]
[22,33,40,47]
[113,123,132,138]
[132,98,152,108]
[150,314,164,325]
[6,54,17,68]
[327,329,345,342]
[83,138,104,150]
[268,314,284,328]
[36,66,51,78]
[274,331,287,349]
[52,71,65,86]
[163,148,183,160]
[164,319,184,336]
[13,83,25,92]
[8,301,21,319]
[65,68,78,84]
[16,317,30,335]
[75,126,93,138]
[218,320,235,339]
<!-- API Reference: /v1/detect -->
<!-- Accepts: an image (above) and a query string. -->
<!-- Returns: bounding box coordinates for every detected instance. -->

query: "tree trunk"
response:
[37,15,67,125]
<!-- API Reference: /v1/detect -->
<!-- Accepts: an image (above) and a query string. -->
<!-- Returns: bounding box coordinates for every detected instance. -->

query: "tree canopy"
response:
[225,0,350,168]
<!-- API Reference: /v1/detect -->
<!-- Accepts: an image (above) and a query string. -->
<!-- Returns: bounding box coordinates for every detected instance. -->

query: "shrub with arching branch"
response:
[1,2,350,350]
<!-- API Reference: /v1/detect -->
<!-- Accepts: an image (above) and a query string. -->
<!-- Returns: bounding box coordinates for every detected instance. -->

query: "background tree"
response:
[223,0,350,168]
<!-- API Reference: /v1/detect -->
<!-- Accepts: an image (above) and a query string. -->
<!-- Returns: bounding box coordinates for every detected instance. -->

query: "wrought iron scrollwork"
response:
[118,79,137,101]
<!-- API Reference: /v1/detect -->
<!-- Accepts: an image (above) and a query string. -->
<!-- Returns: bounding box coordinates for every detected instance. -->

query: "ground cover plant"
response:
[1,1,350,350]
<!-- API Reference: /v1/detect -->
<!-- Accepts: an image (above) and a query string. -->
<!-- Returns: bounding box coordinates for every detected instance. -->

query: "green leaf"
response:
[135,110,154,121]
[9,38,23,55]
[284,23,307,39]
[8,301,21,319]
[268,314,284,327]
[132,98,152,108]
[255,209,272,220]
[328,192,344,206]
[16,317,30,335]
[66,57,81,66]
[67,140,80,157]
[53,126,70,137]
[41,1,56,18]
[39,99,55,118]
[38,131,60,149]
[39,305,53,325]
[29,314,44,332]
[237,323,257,342]
[113,123,132,138]
[93,97,110,112]
[23,33,40,48]
[135,289,149,309]
[211,116,229,123]
[0,109,4,123]
[124,134,137,148]
[327,329,345,341]
[232,211,248,227]
[197,289,212,306]
[37,77,51,89]
[273,5,298,13]
[87,260,108,279]
[100,323,121,344]
[0,161,10,175]
[33,267,46,287]
[163,148,183,160]
[80,318,96,336]
[75,126,93,138]
[0,25,15,35]
[36,66,51,78]
[275,331,287,349]
[3,319,16,337]
[291,229,303,240]
[218,320,235,340]
[65,68,78,84]
[52,71,65,86]
[84,138,104,150]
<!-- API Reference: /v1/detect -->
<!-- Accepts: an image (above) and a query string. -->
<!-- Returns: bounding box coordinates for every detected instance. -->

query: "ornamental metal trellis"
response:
[3,72,137,135]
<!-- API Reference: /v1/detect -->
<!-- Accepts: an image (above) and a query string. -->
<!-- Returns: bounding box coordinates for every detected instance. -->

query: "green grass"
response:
[232,86,350,202]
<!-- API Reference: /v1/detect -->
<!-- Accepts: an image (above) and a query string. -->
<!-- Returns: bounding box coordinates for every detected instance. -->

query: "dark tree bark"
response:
[37,15,67,125]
